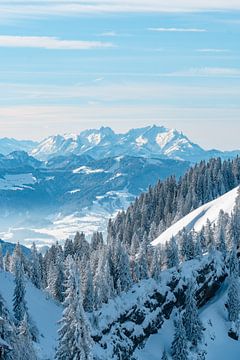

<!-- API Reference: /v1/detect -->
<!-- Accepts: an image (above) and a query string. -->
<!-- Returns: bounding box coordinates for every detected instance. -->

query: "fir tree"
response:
[0,244,3,270]
[183,279,203,346]
[30,243,41,289]
[18,314,37,360]
[150,247,161,281]
[12,256,27,324]
[171,313,188,360]
[227,274,240,324]
[55,256,93,360]
[166,237,179,269]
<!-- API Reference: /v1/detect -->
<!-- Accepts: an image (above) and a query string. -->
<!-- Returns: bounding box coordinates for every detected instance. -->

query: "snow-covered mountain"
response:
[152,186,239,247]
[0,138,37,155]
[31,125,240,162]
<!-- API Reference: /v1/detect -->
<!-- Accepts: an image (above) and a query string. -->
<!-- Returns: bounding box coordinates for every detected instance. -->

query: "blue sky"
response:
[0,1,239,150]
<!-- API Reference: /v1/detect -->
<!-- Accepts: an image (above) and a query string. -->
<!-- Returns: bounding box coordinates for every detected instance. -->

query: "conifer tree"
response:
[30,243,41,289]
[13,256,27,324]
[150,247,161,281]
[82,261,94,313]
[166,237,179,269]
[18,314,37,360]
[0,244,3,270]
[171,313,188,360]
[227,274,240,327]
[183,279,203,346]
[55,256,93,360]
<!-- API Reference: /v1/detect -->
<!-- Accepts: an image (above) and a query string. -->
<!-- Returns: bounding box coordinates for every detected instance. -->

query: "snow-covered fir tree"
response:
[17,314,37,360]
[30,243,42,289]
[227,274,240,334]
[183,278,203,346]
[12,255,28,324]
[55,256,93,360]
[171,312,189,360]
[166,237,179,269]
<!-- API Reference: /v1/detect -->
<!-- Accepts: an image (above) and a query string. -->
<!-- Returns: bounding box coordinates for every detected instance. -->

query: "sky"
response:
[0,1,239,150]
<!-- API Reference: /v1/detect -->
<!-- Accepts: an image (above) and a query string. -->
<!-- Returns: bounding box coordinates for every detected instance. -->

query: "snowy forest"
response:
[1,156,240,359]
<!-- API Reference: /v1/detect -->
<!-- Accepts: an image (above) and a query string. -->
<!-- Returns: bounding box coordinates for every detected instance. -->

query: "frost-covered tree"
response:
[30,243,41,289]
[227,275,240,325]
[55,256,93,360]
[150,246,161,281]
[171,312,188,360]
[17,314,37,360]
[229,246,239,277]
[47,247,65,302]
[194,232,203,259]
[138,238,149,280]
[166,237,179,269]
[215,210,227,258]
[4,251,11,272]
[183,279,203,346]
[82,261,94,313]
[0,246,3,271]
[93,249,114,309]
[73,232,90,260]
[12,256,27,324]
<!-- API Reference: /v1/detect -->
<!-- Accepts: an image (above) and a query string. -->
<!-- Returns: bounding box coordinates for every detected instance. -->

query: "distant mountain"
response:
[30,125,240,162]
[0,138,37,155]
[0,151,41,172]
[0,239,31,256]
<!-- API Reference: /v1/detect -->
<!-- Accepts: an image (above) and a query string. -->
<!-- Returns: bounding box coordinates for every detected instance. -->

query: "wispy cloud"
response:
[98,31,118,37]
[166,67,240,77]
[1,81,239,103]
[1,1,240,20]
[148,27,207,32]
[197,48,230,53]
[0,35,115,50]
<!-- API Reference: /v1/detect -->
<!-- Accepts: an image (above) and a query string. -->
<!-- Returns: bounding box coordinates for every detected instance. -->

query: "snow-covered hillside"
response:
[0,270,62,360]
[152,186,239,247]
[134,278,240,360]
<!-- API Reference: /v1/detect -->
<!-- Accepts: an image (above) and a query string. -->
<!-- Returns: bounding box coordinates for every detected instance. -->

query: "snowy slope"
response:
[152,186,239,247]
[0,270,62,360]
[134,278,240,360]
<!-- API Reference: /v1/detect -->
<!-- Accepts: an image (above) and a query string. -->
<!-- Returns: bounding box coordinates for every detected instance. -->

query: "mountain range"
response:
[1,125,239,163]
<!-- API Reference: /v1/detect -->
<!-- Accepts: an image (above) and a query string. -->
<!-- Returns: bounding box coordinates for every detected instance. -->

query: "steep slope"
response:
[31,125,240,162]
[134,278,240,360]
[0,270,62,360]
[152,186,239,247]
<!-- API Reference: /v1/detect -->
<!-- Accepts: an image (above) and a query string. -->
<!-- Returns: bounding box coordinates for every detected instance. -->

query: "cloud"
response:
[1,0,240,20]
[0,35,115,50]
[197,48,230,53]
[148,27,207,32]
[1,81,240,103]
[166,67,240,77]
[98,31,118,37]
